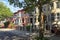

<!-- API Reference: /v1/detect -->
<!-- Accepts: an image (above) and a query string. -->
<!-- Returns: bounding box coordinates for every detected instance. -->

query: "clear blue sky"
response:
[0,0,23,13]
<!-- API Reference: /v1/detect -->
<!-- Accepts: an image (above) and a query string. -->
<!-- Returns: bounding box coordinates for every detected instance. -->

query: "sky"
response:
[0,0,23,13]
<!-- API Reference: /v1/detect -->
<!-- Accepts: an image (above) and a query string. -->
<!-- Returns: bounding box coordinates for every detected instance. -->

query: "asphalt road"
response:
[49,35,60,40]
[0,31,29,40]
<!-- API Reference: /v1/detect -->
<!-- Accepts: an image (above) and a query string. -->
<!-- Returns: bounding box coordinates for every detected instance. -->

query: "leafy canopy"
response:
[8,0,51,12]
[0,2,13,20]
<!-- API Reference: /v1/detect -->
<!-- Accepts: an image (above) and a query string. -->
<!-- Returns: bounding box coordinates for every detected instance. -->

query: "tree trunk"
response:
[35,3,44,40]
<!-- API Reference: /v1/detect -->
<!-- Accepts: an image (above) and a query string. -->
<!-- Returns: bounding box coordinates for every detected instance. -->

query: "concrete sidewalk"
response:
[0,28,15,31]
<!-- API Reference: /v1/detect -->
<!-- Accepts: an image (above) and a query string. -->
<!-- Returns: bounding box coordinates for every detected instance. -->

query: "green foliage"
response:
[4,21,10,28]
[4,21,14,28]
[8,0,22,8]
[26,25,30,31]
[0,2,13,20]
[8,0,51,13]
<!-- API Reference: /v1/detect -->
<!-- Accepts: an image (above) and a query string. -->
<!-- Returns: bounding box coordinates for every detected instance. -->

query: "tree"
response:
[8,0,57,40]
[0,2,13,20]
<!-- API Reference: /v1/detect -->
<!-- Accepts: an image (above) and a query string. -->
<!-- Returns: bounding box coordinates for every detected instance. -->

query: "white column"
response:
[53,1,57,9]
[35,6,39,29]
[18,18,20,30]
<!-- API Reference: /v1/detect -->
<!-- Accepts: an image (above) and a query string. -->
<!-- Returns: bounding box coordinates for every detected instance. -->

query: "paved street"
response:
[0,29,30,40]
[44,30,60,40]
[49,35,60,40]
[1,28,60,40]
[0,31,19,40]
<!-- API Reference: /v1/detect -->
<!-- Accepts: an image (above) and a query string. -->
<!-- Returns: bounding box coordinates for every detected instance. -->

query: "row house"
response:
[13,9,37,31]
[42,0,60,31]
[13,9,29,29]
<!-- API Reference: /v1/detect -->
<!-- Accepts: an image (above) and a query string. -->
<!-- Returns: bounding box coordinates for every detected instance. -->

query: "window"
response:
[48,15,50,21]
[42,6,46,12]
[50,3,53,7]
[56,13,60,20]
[30,18,33,23]
[15,19,19,24]
[22,18,24,23]
[51,13,60,21]
[57,13,59,15]
[57,13,60,19]
[43,8,46,11]
[51,13,55,21]
[50,3,53,9]
[57,2,60,8]
[19,13,21,17]
[35,18,36,22]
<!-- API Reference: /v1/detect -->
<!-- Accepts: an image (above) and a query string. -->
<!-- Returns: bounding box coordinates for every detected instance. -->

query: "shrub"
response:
[26,25,31,31]
[4,21,10,28]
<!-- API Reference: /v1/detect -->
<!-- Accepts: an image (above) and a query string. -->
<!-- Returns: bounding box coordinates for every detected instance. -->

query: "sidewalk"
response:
[0,28,15,31]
